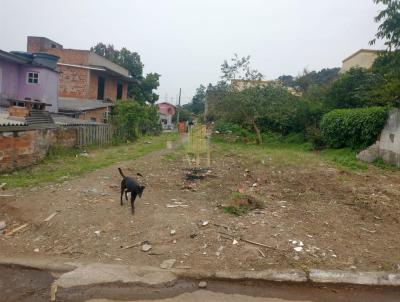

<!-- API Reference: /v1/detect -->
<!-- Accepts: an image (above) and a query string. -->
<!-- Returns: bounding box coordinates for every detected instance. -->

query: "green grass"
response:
[372,157,399,170]
[0,133,177,188]
[223,205,250,216]
[320,148,369,170]
[212,136,320,168]
[212,136,375,171]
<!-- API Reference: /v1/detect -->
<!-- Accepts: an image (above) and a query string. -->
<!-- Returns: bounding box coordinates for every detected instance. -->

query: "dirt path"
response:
[1,137,400,273]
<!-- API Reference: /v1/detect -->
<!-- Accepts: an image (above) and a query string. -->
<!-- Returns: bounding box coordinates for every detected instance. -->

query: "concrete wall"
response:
[376,109,400,166]
[341,50,378,73]
[88,52,130,77]
[358,109,400,167]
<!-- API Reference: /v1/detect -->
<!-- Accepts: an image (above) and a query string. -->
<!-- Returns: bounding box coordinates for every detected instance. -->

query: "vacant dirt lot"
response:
[1,136,400,273]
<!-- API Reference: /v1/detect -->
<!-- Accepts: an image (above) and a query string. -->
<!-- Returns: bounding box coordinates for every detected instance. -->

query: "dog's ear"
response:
[141,186,146,191]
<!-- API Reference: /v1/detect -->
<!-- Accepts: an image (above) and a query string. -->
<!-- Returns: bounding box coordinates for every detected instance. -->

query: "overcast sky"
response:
[0,0,385,104]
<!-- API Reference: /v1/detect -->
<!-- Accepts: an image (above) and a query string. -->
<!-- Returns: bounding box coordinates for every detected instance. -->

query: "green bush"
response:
[320,106,389,149]
[214,121,252,137]
[110,100,161,142]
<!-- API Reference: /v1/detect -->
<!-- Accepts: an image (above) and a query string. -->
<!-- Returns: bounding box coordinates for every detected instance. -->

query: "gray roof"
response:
[0,113,26,126]
[58,98,113,112]
[52,114,103,125]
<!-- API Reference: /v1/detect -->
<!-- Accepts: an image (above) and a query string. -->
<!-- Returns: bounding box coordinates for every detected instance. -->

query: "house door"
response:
[116,82,123,100]
[97,76,105,100]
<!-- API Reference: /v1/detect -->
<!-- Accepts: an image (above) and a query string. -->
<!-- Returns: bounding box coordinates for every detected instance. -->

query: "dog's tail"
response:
[118,168,125,178]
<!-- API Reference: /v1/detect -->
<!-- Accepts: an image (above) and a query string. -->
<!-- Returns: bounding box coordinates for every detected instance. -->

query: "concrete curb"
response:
[1,257,400,287]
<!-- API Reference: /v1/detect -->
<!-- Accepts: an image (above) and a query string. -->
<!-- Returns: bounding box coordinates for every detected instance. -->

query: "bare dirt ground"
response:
[1,136,400,273]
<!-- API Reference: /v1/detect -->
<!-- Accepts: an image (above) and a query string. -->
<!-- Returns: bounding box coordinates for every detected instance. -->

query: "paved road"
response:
[1,265,400,302]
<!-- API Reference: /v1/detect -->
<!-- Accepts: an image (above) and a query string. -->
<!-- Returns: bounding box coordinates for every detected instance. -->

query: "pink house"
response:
[157,102,176,129]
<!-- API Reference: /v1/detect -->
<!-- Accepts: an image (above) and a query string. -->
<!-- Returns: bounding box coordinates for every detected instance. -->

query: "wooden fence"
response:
[61,124,114,147]
[77,124,113,146]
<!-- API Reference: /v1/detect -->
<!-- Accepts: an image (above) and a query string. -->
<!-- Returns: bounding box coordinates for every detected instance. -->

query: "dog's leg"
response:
[125,190,128,201]
[131,192,137,214]
[120,187,124,206]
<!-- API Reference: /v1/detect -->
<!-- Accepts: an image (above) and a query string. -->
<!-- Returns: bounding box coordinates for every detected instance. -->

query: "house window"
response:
[90,117,97,122]
[27,72,39,84]
[103,111,109,123]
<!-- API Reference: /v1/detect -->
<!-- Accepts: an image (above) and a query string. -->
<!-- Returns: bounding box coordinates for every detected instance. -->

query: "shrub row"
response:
[320,106,388,149]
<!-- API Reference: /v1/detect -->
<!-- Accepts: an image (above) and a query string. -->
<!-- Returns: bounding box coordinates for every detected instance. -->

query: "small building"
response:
[157,102,176,130]
[340,49,381,73]
[231,79,302,96]
[58,98,112,123]
[27,36,135,122]
[0,49,59,112]
[231,79,274,91]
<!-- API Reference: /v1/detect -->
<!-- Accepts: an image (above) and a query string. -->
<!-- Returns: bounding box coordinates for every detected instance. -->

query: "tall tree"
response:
[220,54,264,82]
[183,84,207,115]
[91,43,159,103]
[370,0,400,50]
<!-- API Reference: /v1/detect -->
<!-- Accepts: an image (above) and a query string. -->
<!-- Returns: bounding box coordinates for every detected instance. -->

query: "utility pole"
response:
[176,88,181,127]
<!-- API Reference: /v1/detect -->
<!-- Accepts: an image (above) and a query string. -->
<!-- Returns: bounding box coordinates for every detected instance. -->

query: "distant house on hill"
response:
[27,36,135,123]
[231,79,302,96]
[157,102,176,130]
[340,49,382,73]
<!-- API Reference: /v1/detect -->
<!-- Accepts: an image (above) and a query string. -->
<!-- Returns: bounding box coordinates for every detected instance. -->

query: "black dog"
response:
[118,168,145,214]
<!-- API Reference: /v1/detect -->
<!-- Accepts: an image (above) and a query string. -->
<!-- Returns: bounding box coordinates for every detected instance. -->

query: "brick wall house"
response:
[27,37,134,122]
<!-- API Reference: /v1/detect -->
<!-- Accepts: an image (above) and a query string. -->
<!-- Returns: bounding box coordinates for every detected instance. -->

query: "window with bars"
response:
[27,72,39,84]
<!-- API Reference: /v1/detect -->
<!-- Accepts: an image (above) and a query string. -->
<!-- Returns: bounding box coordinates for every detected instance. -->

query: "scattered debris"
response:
[121,242,142,250]
[218,231,277,250]
[190,231,198,239]
[80,152,89,157]
[361,227,377,234]
[294,246,303,252]
[213,223,229,229]
[141,243,152,252]
[160,259,176,269]
[44,212,58,222]
[94,231,101,237]
[198,281,208,289]
[0,221,6,231]
[5,223,28,236]
[201,220,209,226]
[232,239,239,245]
[258,248,266,258]
[216,246,224,256]
[34,248,39,253]
[170,229,176,236]
[166,204,189,208]
[0,183,7,190]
